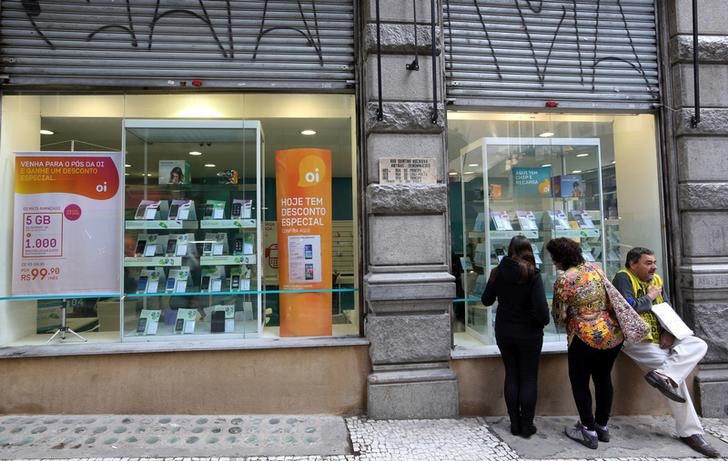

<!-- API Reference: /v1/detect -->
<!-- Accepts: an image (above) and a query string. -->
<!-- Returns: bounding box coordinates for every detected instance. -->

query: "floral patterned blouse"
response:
[552,262,623,350]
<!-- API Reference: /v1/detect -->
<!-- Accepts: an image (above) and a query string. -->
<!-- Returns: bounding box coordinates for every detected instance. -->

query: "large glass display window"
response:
[448,112,665,351]
[0,93,359,347]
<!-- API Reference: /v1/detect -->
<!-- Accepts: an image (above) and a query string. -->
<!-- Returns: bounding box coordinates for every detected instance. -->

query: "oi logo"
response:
[297,155,326,187]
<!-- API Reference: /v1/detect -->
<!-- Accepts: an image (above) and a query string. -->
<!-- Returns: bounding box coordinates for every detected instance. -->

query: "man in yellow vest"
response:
[612,247,718,458]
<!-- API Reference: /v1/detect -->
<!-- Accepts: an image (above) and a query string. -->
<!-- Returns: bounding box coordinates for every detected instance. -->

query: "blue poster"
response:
[552,174,584,198]
[512,167,552,197]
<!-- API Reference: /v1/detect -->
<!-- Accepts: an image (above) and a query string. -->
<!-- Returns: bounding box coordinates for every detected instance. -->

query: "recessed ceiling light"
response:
[448,172,458,176]
[146,173,153,177]
[611,160,616,164]
[467,163,479,167]
[125,164,132,168]
[576,153,589,158]
[463,171,475,175]
[40,129,55,135]
[204,163,216,168]
[538,132,554,138]
[572,169,582,174]
[301,129,317,136]
[541,163,552,167]
[189,151,203,156]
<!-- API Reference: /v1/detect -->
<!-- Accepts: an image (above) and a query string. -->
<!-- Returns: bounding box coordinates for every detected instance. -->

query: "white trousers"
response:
[622,335,708,437]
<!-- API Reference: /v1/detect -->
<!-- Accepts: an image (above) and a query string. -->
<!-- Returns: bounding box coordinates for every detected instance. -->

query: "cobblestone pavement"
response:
[0,414,727,461]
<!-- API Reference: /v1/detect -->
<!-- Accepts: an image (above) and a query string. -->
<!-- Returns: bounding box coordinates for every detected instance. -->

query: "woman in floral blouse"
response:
[546,237,623,450]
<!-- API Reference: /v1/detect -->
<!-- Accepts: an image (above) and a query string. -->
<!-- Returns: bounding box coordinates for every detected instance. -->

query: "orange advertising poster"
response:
[275,148,332,336]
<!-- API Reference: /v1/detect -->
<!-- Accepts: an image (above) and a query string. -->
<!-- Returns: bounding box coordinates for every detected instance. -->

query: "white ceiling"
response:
[40,116,354,180]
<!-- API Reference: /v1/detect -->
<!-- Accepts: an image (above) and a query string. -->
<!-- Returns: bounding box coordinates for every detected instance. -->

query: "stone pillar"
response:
[361,0,458,419]
[665,0,728,417]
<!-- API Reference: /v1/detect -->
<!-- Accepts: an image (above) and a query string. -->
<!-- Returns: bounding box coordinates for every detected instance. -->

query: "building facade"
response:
[0,0,726,418]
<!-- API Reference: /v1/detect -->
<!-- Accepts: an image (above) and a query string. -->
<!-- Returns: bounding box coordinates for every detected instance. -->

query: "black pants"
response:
[497,335,544,428]
[567,336,623,431]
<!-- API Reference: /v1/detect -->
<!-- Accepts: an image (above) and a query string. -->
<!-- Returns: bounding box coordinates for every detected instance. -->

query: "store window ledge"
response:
[0,335,369,360]
[451,340,568,359]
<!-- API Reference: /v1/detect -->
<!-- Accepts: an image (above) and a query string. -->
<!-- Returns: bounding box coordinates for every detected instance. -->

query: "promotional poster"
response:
[275,148,332,336]
[12,152,122,295]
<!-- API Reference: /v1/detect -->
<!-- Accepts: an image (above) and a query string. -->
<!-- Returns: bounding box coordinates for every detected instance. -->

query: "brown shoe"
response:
[680,434,720,458]
[644,371,685,403]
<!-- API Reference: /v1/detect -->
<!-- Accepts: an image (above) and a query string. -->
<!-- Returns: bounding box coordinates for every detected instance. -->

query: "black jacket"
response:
[481,256,550,339]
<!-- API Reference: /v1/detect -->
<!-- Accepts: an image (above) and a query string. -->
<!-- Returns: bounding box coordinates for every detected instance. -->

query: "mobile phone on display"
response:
[166,238,177,256]
[200,275,211,291]
[233,238,243,255]
[166,277,176,292]
[136,276,148,293]
[134,204,146,220]
[202,242,213,255]
[168,203,180,220]
[136,317,147,334]
[231,202,242,218]
[174,318,184,333]
[304,244,313,259]
[231,274,240,290]
[134,240,147,257]
[203,203,214,219]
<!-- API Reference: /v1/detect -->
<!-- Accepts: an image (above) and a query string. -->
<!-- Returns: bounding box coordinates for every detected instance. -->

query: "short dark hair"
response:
[546,237,584,270]
[625,247,654,268]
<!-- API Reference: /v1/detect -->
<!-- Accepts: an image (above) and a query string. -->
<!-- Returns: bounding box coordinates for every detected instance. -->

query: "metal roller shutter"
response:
[0,0,354,90]
[444,0,659,111]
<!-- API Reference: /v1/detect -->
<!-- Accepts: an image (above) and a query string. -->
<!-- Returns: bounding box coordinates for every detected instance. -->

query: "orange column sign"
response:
[276,148,332,336]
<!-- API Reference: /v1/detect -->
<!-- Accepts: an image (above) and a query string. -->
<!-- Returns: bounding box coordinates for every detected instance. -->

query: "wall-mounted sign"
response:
[12,152,122,295]
[379,158,437,184]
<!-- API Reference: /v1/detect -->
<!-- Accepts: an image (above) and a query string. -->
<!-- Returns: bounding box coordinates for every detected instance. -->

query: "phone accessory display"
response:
[490,210,513,231]
[166,199,196,221]
[571,210,596,229]
[546,210,570,230]
[231,199,253,219]
[134,200,168,220]
[136,268,164,294]
[135,233,161,257]
[516,210,538,231]
[202,232,228,256]
[136,309,161,335]
[175,308,198,334]
[202,200,225,220]
[166,268,189,293]
[200,266,225,293]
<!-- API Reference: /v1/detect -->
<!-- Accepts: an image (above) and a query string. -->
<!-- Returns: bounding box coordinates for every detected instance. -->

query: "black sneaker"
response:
[595,425,610,442]
[565,422,598,449]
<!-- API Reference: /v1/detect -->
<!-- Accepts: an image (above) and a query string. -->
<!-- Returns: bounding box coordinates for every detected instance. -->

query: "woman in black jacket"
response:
[482,235,550,438]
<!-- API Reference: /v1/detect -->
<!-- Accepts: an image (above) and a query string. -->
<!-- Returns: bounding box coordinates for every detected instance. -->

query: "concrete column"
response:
[665,0,728,417]
[361,0,458,419]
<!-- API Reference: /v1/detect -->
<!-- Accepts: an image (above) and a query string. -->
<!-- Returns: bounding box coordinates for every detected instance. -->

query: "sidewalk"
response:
[0,414,726,460]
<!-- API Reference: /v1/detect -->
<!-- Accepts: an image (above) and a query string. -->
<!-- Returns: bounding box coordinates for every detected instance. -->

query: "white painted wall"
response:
[613,115,665,276]
[0,96,41,345]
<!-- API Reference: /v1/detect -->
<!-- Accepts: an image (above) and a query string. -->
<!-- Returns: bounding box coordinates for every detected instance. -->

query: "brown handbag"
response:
[602,275,650,343]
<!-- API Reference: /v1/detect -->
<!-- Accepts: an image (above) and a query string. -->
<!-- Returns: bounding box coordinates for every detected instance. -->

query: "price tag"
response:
[23,212,63,258]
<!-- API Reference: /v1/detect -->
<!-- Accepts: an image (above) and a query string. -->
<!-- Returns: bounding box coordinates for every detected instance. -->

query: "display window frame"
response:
[0,93,361,349]
[448,111,667,355]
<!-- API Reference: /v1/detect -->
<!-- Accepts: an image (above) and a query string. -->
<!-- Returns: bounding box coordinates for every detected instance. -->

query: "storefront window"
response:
[0,93,358,346]
[448,112,664,351]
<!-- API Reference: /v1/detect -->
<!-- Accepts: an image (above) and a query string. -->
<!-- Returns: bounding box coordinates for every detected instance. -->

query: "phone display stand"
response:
[46,299,88,343]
